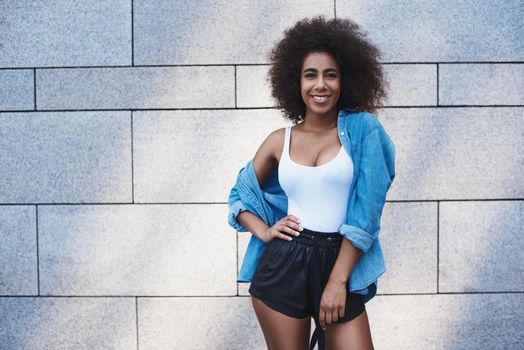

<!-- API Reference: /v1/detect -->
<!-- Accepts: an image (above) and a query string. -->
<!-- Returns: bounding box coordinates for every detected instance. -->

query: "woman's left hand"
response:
[319,279,347,329]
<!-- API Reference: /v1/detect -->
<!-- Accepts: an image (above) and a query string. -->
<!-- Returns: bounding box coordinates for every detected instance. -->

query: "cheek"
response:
[300,82,311,97]
[300,85,307,97]
[333,82,341,96]
[300,87,308,103]
[300,79,311,89]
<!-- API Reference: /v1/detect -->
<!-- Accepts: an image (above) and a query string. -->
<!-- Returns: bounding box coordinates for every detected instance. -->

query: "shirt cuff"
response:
[227,200,248,232]
[338,223,374,253]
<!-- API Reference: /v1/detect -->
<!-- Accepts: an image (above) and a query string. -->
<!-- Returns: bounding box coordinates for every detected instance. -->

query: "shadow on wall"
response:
[2,1,301,349]
[380,106,524,348]
[355,0,524,348]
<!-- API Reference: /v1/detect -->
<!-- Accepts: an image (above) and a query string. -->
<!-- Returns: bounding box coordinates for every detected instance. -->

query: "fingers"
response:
[325,311,333,326]
[320,303,345,329]
[268,226,292,242]
[283,223,301,237]
[279,228,293,241]
[269,216,303,242]
[287,214,301,224]
[283,215,303,236]
[339,304,345,319]
[269,224,294,241]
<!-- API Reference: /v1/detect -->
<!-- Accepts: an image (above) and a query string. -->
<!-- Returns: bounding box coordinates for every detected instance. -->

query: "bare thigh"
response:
[251,295,311,350]
[325,309,374,350]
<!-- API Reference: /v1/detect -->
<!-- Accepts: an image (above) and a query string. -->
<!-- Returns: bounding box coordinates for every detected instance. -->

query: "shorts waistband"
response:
[289,227,342,247]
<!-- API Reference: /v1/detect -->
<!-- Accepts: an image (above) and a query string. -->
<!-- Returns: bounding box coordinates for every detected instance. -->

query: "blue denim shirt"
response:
[227,108,396,303]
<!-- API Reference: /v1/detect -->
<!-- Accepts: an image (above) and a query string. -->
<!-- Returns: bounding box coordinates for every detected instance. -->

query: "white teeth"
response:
[312,96,328,102]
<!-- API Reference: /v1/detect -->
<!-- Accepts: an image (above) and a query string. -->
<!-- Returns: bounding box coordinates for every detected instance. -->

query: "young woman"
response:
[227,16,396,350]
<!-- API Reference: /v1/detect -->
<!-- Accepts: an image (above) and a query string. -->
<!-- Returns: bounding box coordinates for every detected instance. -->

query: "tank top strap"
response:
[282,125,292,160]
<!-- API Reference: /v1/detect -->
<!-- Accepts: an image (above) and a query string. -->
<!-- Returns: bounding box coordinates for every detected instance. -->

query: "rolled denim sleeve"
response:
[339,125,396,253]
[227,180,248,232]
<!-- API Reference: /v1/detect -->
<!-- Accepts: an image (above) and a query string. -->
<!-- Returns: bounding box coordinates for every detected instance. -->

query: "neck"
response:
[301,108,338,131]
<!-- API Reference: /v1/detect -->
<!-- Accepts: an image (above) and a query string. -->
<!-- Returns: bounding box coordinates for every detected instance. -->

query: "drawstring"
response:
[309,235,332,350]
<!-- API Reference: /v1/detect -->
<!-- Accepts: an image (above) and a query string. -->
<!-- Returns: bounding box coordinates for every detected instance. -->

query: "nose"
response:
[314,76,327,90]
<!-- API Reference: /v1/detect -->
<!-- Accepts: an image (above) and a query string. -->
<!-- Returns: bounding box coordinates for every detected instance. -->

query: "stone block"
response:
[440,64,524,105]
[134,0,334,64]
[236,64,437,108]
[337,1,524,61]
[37,67,234,110]
[237,65,273,108]
[0,70,34,110]
[379,107,524,200]
[0,112,132,203]
[0,297,136,349]
[379,202,438,294]
[38,204,235,295]
[384,64,436,106]
[138,297,266,349]
[367,293,524,349]
[0,1,131,67]
[0,206,37,295]
[439,201,524,292]
[133,109,290,202]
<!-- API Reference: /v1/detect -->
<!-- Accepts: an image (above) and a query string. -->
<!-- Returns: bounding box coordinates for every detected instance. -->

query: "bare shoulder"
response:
[252,127,286,188]
[254,127,285,160]
[266,127,286,159]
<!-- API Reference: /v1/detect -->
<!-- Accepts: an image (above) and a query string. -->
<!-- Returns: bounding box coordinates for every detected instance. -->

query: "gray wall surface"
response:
[1,1,523,349]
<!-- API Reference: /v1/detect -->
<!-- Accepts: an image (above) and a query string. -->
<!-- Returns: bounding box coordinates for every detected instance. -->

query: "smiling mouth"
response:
[312,95,330,103]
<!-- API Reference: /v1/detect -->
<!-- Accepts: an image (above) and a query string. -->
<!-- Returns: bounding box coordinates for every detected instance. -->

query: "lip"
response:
[311,95,331,104]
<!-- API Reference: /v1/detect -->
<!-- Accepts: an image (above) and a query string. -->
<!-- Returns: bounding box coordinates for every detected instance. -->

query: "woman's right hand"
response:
[264,215,303,243]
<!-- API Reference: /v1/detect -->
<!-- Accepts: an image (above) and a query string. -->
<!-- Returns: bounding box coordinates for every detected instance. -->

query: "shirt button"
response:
[340,131,345,135]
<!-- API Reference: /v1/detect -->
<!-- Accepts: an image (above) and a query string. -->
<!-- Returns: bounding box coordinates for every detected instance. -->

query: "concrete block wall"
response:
[1,1,522,349]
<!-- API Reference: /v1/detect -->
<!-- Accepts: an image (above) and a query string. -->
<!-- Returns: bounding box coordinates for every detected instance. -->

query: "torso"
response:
[276,124,354,232]
[274,123,342,168]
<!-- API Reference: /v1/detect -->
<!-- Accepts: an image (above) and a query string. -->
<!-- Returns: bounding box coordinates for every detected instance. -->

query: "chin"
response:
[307,105,337,116]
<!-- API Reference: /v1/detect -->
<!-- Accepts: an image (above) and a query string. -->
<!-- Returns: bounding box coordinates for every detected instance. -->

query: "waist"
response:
[286,202,347,232]
[283,227,342,247]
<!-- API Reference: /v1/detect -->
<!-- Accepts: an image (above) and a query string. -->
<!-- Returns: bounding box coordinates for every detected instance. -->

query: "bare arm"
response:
[237,128,302,242]
[237,211,272,242]
[328,238,362,284]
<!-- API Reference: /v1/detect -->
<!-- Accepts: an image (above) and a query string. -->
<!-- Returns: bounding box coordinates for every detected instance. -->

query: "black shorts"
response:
[248,227,365,350]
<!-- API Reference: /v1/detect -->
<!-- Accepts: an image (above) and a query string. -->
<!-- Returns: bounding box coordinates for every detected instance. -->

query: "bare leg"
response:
[324,309,374,350]
[251,295,311,350]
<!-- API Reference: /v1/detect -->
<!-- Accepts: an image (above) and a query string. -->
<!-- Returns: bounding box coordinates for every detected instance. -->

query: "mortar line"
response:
[234,65,238,108]
[135,297,140,350]
[33,68,37,110]
[0,61,522,71]
[0,198,522,206]
[436,63,440,106]
[35,205,40,296]
[131,111,135,203]
[2,105,523,114]
[131,0,134,66]
[1,291,522,298]
[437,201,440,293]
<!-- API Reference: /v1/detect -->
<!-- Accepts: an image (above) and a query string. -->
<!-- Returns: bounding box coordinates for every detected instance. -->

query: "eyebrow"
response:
[302,67,339,73]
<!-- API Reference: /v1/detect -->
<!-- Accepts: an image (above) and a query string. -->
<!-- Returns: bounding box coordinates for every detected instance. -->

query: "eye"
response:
[326,72,338,79]
[304,72,316,79]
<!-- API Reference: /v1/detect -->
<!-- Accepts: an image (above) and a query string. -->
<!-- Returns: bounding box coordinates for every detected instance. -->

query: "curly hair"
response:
[268,16,388,123]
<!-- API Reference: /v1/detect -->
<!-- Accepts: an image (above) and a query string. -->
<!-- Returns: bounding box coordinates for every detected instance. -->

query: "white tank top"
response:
[278,125,354,232]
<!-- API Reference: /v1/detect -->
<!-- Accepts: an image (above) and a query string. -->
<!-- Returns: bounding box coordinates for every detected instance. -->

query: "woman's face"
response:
[300,51,341,118]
